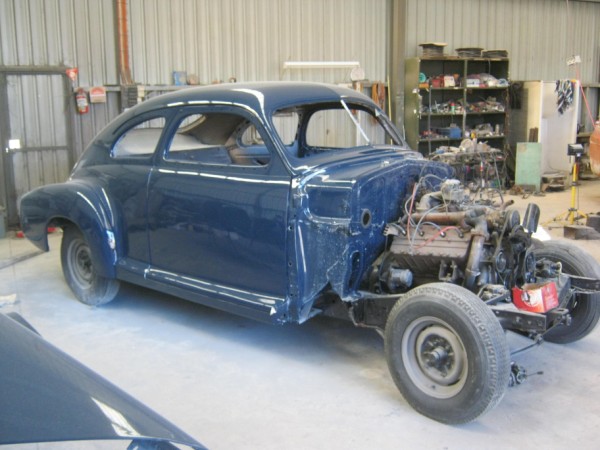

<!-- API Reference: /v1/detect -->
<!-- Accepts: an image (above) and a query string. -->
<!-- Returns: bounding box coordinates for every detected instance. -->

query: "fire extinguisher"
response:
[76,88,89,114]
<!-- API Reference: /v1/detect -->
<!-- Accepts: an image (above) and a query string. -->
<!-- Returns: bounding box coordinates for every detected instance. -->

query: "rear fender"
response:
[20,182,118,279]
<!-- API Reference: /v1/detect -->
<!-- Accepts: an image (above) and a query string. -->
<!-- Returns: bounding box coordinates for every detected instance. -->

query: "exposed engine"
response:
[373,178,541,299]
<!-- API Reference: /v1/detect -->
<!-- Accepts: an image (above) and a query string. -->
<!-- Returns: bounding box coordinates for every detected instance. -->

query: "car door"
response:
[103,113,169,264]
[146,106,292,313]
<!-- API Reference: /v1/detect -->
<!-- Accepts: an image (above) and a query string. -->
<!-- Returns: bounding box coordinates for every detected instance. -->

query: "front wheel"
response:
[61,227,120,306]
[384,283,510,424]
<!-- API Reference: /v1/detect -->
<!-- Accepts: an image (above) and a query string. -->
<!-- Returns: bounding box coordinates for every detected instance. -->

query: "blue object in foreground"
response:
[0,312,206,449]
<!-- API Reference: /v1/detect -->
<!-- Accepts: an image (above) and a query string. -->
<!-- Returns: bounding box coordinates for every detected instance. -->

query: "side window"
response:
[112,117,166,158]
[165,111,271,166]
[272,111,299,146]
[240,124,264,145]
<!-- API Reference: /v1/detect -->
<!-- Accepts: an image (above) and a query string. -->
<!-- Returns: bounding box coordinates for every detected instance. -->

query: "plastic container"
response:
[438,125,462,139]
[172,71,187,86]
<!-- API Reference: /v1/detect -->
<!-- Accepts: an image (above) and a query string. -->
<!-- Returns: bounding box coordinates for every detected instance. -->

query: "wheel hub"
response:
[402,318,468,399]
[70,240,94,287]
[416,325,463,385]
[76,248,92,280]
[422,343,452,369]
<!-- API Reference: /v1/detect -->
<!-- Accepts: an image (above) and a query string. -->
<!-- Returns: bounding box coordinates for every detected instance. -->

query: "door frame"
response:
[0,65,76,227]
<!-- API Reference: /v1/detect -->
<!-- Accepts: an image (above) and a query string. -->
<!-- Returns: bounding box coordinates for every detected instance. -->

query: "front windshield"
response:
[271,101,405,168]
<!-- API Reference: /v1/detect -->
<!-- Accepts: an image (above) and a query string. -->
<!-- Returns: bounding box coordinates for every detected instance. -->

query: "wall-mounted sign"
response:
[89,86,107,103]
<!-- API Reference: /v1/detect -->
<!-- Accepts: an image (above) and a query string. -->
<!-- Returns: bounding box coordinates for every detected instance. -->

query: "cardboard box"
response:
[443,75,455,87]
[89,86,106,104]
[512,281,559,313]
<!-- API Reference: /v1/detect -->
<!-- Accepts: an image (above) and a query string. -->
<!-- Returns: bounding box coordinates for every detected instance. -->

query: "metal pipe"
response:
[409,207,488,226]
[465,235,485,289]
[407,211,467,225]
[116,0,132,85]
[463,211,490,290]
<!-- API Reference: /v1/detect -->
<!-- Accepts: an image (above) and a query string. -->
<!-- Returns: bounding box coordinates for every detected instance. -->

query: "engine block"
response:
[375,179,539,296]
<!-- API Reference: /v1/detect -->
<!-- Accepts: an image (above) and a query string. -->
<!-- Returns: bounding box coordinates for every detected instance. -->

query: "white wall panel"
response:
[403,0,600,83]
[2,0,596,103]
[0,0,118,85]
[129,0,389,85]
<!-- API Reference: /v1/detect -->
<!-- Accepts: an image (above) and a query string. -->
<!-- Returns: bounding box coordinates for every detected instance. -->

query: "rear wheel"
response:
[384,283,510,424]
[533,240,600,343]
[61,227,120,306]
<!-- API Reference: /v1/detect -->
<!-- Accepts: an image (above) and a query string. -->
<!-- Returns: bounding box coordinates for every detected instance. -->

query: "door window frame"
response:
[160,105,277,171]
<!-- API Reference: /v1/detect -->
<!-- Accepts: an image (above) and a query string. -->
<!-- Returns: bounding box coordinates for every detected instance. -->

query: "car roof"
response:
[128,81,376,118]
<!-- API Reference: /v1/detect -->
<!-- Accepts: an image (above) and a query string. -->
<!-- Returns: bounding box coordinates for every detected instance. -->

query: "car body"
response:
[19,82,600,424]
[20,82,450,323]
[0,312,205,449]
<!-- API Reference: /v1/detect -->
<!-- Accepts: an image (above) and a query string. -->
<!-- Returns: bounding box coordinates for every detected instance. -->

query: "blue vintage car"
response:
[19,82,600,424]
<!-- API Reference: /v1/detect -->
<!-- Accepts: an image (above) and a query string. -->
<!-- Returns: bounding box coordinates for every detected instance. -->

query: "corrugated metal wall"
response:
[0,0,118,84]
[403,0,600,82]
[128,0,389,85]
[1,0,389,156]
[0,0,119,159]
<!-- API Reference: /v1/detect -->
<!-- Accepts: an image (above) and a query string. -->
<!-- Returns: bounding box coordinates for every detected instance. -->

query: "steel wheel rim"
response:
[401,316,468,399]
[69,238,93,289]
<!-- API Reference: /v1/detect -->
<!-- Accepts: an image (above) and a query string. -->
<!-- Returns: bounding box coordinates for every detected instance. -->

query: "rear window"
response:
[112,117,166,158]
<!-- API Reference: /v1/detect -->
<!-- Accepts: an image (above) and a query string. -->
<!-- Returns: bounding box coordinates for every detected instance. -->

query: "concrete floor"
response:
[2,179,600,450]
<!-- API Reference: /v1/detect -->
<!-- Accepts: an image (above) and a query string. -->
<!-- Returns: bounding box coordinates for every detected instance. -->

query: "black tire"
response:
[384,283,510,424]
[61,226,120,306]
[533,240,600,344]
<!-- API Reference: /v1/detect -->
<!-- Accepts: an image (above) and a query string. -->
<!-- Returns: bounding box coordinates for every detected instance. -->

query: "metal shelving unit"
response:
[404,56,510,156]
